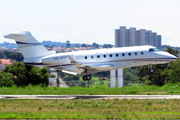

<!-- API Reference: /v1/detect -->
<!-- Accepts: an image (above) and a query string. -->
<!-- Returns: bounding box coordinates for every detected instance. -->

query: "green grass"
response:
[0,99,180,119]
[1,83,180,95]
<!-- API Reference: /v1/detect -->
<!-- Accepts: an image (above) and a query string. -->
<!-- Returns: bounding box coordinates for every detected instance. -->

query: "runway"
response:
[1,95,180,99]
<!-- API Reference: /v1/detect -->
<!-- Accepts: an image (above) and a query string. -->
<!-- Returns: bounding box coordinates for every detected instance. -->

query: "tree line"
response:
[138,47,180,86]
[0,51,24,62]
[0,62,49,87]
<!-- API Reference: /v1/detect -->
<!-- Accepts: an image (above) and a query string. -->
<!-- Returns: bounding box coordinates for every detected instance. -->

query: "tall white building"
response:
[111,26,162,88]
[115,26,161,49]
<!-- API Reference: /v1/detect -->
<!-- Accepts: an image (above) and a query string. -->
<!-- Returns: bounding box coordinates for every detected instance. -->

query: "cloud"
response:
[69,31,83,38]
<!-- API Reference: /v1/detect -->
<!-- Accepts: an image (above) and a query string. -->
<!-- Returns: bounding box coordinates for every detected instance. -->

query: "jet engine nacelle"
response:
[24,57,42,63]
[42,55,70,65]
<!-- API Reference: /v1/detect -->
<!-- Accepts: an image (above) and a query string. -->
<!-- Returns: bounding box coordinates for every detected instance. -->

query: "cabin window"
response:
[110,54,112,57]
[91,56,94,59]
[97,55,100,58]
[85,56,87,59]
[128,53,131,56]
[103,55,106,58]
[134,52,137,55]
[116,54,119,57]
[122,53,125,56]
[141,52,144,55]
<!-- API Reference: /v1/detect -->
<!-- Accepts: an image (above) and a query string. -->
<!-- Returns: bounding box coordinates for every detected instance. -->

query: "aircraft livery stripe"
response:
[24,57,175,68]
[16,42,41,48]
[16,42,41,45]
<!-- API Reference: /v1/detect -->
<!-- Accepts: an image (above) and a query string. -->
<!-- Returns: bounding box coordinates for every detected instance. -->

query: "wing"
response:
[67,55,114,75]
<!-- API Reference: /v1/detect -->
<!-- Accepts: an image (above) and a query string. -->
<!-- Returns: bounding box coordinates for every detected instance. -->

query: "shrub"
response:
[0,72,14,87]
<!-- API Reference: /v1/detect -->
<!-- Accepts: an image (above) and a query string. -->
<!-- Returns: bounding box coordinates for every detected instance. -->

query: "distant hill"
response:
[41,41,81,48]
[0,41,82,49]
[161,45,180,51]
[0,42,18,49]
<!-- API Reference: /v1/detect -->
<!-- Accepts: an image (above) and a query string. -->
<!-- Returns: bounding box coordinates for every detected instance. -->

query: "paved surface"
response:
[51,72,68,88]
[1,95,180,99]
[59,77,69,88]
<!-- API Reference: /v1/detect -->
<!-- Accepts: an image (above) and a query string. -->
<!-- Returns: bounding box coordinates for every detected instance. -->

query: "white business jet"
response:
[4,31,177,81]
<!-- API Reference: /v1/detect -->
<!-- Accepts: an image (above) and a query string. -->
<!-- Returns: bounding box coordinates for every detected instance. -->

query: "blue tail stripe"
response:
[16,42,41,45]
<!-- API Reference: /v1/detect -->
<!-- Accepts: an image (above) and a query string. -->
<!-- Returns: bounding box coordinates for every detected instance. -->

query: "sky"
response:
[0,0,180,46]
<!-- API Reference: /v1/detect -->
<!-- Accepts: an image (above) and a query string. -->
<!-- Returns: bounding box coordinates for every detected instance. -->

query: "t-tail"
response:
[4,31,55,63]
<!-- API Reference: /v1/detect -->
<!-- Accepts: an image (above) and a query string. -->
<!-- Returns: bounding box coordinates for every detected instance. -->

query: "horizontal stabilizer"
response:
[4,31,55,58]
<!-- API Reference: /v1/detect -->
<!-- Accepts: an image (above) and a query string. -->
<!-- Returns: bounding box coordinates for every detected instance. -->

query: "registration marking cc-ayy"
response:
[54,56,67,60]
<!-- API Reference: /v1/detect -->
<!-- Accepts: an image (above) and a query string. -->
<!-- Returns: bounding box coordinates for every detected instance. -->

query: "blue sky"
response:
[0,0,180,46]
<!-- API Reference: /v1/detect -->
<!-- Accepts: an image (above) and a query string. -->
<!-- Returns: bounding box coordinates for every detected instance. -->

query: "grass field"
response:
[0,99,180,119]
[0,83,180,95]
[1,84,180,119]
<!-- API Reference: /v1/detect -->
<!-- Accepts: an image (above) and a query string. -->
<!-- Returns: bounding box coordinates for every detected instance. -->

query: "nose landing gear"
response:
[149,64,153,73]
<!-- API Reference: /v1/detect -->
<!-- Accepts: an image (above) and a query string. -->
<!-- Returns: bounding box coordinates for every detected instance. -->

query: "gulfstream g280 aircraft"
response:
[4,31,177,81]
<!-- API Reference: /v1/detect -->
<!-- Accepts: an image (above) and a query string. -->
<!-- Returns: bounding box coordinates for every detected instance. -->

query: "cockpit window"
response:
[149,48,155,52]
[149,48,161,52]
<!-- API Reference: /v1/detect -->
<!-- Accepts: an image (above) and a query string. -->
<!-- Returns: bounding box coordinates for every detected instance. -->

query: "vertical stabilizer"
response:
[4,31,55,58]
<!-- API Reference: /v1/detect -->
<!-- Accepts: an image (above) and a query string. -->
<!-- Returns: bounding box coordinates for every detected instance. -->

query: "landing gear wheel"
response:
[82,75,91,81]
[86,75,91,81]
[83,75,87,81]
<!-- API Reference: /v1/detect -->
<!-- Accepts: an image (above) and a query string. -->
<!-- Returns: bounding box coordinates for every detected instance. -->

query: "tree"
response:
[123,67,138,86]
[138,47,179,86]
[81,43,87,48]
[103,44,113,48]
[165,47,179,57]
[92,42,99,48]
[162,59,180,84]
[0,72,14,87]
[0,51,24,61]
[2,62,49,86]
[75,43,80,48]
[94,71,109,79]
[45,45,55,49]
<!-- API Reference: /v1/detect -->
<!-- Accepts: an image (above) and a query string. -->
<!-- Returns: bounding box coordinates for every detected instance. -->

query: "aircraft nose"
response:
[170,54,178,61]
[161,52,177,62]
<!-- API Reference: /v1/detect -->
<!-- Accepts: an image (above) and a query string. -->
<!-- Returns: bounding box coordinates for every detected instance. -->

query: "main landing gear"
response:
[82,75,91,88]
[82,75,91,81]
